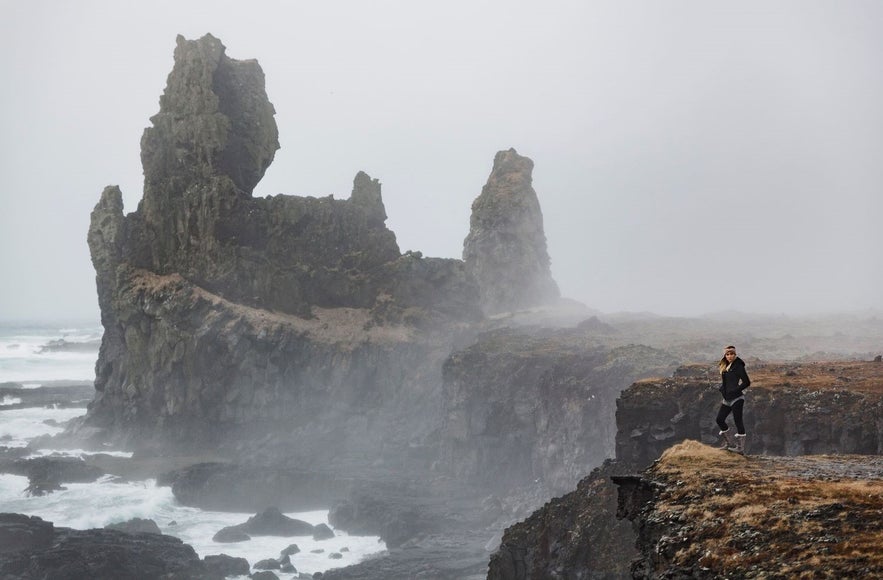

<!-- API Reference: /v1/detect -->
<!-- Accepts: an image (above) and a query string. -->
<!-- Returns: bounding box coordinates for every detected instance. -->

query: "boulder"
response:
[0,514,208,579]
[203,553,250,576]
[212,527,251,543]
[240,507,315,536]
[253,558,280,570]
[105,518,162,535]
[312,523,335,540]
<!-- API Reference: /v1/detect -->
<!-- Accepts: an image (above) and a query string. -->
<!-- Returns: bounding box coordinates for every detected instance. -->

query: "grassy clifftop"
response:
[625,440,883,578]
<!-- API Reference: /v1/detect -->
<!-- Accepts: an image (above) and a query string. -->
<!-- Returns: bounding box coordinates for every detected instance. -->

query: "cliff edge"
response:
[615,440,883,578]
[488,360,883,579]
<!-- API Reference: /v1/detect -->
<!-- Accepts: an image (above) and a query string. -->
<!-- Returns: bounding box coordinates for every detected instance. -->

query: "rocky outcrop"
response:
[3,457,105,496]
[615,441,883,578]
[213,507,316,540]
[616,361,883,467]
[488,460,637,580]
[84,35,550,458]
[0,513,211,579]
[487,360,883,579]
[440,329,675,493]
[463,148,560,316]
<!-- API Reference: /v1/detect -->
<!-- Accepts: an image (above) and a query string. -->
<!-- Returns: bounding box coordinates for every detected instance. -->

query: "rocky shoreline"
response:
[6,31,879,579]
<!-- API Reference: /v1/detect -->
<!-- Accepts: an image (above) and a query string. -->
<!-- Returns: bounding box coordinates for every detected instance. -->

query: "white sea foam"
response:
[0,322,385,575]
[0,396,22,406]
[0,325,100,383]
[0,475,385,576]
[0,406,86,446]
[25,448,134,459]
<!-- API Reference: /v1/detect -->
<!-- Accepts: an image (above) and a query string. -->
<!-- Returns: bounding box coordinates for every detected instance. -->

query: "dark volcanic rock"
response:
[10,456,105,496]
[215,507,315,541]
[313,522,335,540]
[614,441,883,579]
[487,360,883,579]
[0,382,94,410]
[253,557,281,570]
[0,513,54,554]
[440,329,675,493]
[240,507,315,536]
[463,148,560,315]
[212,527,251,543]
[0,513,209,579]
[158,462,345,512]
[203,553,250,576]
[616,361,883,468]
[488,461,636,580]
[105,518,163,535]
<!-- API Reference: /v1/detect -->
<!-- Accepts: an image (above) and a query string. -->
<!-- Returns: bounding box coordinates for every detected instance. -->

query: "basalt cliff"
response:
[487,360,883,579]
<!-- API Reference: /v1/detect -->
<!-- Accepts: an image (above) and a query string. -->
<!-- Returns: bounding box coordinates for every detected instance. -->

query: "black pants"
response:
[716,399,745,435]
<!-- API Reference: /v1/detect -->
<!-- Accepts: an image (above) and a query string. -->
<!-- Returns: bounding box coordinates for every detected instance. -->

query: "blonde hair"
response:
[719,346,736,374]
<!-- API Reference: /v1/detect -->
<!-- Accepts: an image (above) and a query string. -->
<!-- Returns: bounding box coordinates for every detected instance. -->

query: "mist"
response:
[1,0,880,322]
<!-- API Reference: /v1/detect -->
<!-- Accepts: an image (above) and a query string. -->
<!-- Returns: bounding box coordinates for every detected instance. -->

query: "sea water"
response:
[0,323,386,577]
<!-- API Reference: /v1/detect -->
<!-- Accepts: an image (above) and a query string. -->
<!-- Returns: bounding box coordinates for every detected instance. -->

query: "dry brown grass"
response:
[645,440,883,576]
[749,361,883,394]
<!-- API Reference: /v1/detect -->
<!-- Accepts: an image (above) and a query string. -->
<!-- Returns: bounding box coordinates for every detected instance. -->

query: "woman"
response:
[716,345,750,454]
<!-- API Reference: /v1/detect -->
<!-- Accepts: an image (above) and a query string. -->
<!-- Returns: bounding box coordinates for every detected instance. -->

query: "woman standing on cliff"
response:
[716,345,750,454]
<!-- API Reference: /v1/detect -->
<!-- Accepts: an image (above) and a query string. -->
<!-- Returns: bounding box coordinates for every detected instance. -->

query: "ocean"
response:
[0,322,385,577]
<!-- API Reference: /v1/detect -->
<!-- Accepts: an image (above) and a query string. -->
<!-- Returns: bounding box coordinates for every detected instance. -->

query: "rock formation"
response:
[463,148,560,315]
[440,329,674,493]
[81,34,574,470]
[615,441,883,578]
[0,513,211,579]
[487,360,883,578]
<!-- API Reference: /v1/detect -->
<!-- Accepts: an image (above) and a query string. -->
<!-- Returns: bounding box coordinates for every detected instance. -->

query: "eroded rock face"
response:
[463,148,560,315]
[615,441,883,578]
[615,361,883,468]
[82,35,486,454]
[486,361,883,579]
[440,330,675,493]
[488,461,638,580]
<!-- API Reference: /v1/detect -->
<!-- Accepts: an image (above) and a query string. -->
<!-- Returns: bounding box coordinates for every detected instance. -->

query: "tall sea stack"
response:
[463,148,560,316]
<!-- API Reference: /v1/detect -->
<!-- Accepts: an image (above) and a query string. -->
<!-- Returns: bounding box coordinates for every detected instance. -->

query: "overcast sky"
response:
[1,1,881,322]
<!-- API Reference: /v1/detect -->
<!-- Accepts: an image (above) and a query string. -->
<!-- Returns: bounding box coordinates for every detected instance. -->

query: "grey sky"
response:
[1,1,881,322]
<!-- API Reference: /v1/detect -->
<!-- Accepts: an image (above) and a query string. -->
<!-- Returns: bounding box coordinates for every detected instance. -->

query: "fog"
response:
[1,1,880,322]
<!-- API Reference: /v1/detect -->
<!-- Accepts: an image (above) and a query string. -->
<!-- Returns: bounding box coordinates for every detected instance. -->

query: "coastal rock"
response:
[463,148,560,315]
[203,554,250,576]
[486,360,883,579]
[0,514,209,579]
[440,329,675,493]
[214,507,315,541]
[105,518,163,535]
[10,456,105,496]
[313,523,335,540]
[81,35,493,459]
[615,361,883,468]
[0,513,54,554]
[487,461,637,580]
[212,527,251,543]
[614,441,883,578]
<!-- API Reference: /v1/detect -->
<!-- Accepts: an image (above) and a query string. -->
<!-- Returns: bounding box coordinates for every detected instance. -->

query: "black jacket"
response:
[719,357,750,401]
